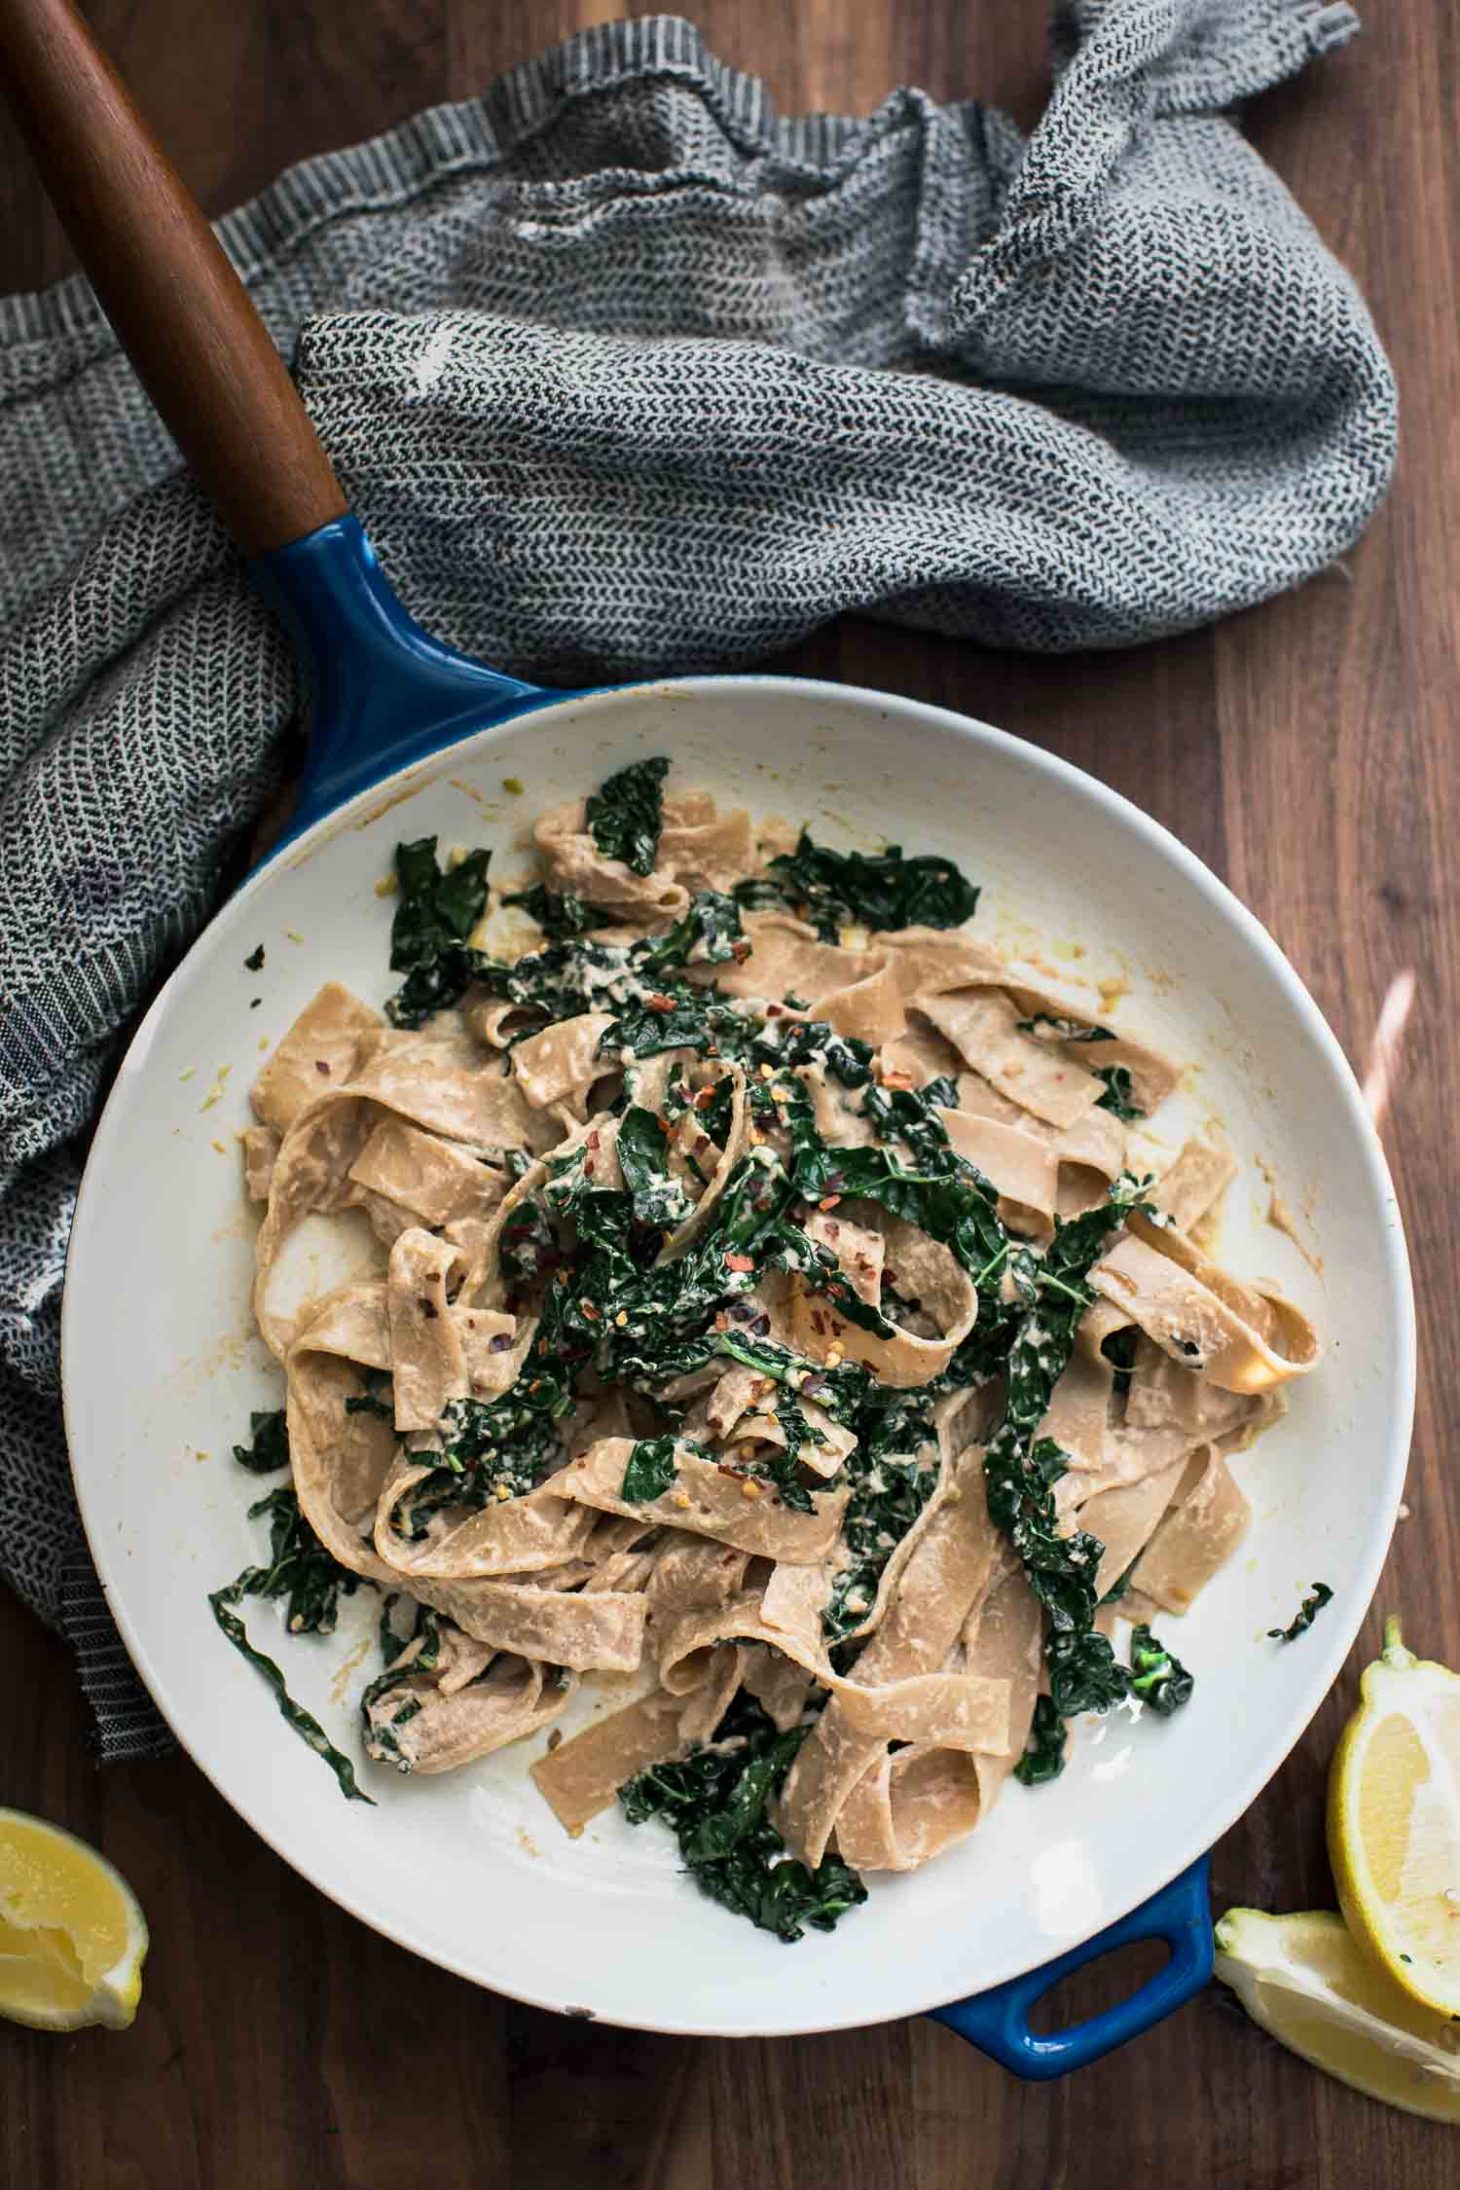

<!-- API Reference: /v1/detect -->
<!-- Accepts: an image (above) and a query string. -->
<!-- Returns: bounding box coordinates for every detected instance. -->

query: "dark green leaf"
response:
[208,1487,370,1804]
[621,1437,681,1502]
[982,1179,1156,1759]
[1268,1582,1333,1642]
[616,1105,693,1231]
[585,756,670,876]
[1128,1624,1195,1715]
[502,884,611,939]
[1013,1695,1067,1786]
[620,1693,866,1943]
[1100,1326,1139,1398]
[344,1371,393,1422]
[232,1408,290,1473]
[736,831,979,941]
[633,891,747,976]
[385,836,493,1025]
[1094,1064,1143,1121]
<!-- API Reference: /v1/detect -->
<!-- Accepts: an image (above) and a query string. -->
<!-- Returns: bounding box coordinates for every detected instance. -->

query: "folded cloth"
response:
[0,4,1394,1759]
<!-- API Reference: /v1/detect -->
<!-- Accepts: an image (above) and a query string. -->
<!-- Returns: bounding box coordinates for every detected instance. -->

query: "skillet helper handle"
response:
[930,1857,1213,2080]
[0,0,346,553]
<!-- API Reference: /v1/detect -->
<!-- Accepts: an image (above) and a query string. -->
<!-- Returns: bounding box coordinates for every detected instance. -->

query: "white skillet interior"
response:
[62,677,1413,2037]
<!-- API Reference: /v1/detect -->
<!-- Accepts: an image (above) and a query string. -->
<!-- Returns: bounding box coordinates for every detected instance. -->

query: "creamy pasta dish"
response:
[218,757,1319,1942]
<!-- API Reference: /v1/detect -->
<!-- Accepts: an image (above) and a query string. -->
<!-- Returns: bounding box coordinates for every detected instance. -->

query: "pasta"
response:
[217,758,1319,1942]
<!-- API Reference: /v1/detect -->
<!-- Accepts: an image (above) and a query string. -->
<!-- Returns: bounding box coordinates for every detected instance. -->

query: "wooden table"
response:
[2,4,1456,2183]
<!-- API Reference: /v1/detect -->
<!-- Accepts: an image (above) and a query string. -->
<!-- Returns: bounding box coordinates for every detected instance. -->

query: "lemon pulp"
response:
[0,1808,147,2031]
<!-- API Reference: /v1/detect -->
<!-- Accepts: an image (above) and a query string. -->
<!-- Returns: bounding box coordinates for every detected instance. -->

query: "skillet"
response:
[0,0,1414,2071]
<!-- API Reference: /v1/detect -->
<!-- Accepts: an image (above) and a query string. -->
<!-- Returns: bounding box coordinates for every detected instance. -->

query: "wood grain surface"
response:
[1,4,1456,2185]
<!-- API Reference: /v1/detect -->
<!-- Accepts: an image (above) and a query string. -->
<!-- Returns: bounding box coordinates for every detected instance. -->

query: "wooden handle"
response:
[0,0,347,553]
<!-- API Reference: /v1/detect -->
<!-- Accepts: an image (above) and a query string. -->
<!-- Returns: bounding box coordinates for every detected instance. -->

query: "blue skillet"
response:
[0,0,1213,2073]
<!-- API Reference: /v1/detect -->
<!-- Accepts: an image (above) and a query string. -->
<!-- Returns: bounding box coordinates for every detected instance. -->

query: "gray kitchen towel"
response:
[0,3,1395,1761]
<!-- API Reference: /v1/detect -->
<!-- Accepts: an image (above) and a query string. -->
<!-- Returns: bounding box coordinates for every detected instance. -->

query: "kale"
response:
[487,937,628,1022]
[499,1196,563,1286]
[709,1327,871,1425]
[620,1692,866,1942]
[982,1181,1152,1759]
[616,1105,694,1231]
[821,1389,940,1643]
[390,1375,576,1538]
[344,1370,393,1422]
[634,891,747,975]
[857,1077,961,1166]
[236,1487,358,1635]
[1128,1624,1194,1715]
[1101,1326,1139,1398]
[697,1073,737,1146]
[754,1017,876,1087]
[232,1407,290,1472]
[359,1598,443,1766]
[502,884,611,939]
[209,1488,371,1804]
[442,1377,575,1494]
[604,988,757,1062]
[244,943,265,972]
[621,1436,681,1502]
[724,1389,820,1516]
[788,1126,1008,1295]
[758,1054,1009,1294]
[385,836,493,1026]
[585,755,670,876]
[1016,1013,1113,1043]
[1013,1695,1067,1786]
[1094,1063,1144,1121]
[418,891,752,1048]
[736,831,979,942]
[1100,1558,1138,1606]
[1268,1582,1334,1642]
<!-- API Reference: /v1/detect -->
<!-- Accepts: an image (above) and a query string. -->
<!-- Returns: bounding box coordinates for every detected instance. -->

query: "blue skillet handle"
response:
[930,1856,1212,2080]
[253,516,556,836]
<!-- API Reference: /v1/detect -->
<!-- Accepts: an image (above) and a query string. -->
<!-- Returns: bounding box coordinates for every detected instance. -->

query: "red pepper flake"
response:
[731,939,752,962]
[818,1194,841,1212]
[692,1085,717,1111]
[580,1301,601,1321]
[646,993,675,1012]
[765,1002,783,1018]
[724,1252,755,1273]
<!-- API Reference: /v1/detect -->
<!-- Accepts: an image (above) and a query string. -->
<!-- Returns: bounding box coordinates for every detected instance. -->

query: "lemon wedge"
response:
[1215,1907,1460,2121]
[1328,1616,1460,2019]
[0,1808,147,2031]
